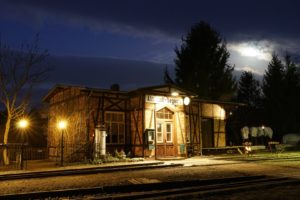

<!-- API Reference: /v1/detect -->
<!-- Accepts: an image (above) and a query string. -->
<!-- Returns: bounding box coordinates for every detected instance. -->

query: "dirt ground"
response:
[0,153,300,199]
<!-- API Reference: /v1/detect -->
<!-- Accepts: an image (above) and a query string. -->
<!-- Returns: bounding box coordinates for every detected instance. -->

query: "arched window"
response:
[156,108,174,119]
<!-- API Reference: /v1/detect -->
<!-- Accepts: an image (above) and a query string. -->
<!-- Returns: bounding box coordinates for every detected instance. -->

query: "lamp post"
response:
[57,120,67,166]
[17,118,29,170]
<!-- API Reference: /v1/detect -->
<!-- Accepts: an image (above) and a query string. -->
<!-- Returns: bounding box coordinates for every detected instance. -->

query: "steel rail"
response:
[0,162,183,181]
[2,175,299,199]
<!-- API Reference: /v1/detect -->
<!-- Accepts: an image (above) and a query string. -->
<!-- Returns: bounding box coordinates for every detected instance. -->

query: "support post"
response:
[60,130,64,166]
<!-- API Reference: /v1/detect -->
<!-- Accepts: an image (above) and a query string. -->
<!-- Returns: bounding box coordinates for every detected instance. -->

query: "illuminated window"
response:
[166,123,172,143]
[156,123,163,143]
[105,112,125,144]
[156,108,173,143]
[156,108,173,119]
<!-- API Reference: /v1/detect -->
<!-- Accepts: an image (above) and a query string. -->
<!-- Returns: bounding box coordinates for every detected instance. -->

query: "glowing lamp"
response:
[18,119,29,129]
[58,120,67,130]
[183,97,190,105]
[171,92,179,96]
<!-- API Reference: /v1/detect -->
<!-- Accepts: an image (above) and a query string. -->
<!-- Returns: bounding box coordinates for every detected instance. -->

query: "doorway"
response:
[155,108,177,157]
[201,118,214,148]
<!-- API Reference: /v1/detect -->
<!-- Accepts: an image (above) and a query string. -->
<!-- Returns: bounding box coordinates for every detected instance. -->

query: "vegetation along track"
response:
[1,175,300,199]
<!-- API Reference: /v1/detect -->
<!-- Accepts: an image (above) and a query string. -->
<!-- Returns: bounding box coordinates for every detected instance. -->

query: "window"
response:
[156,108,173,119]
[105,112,125,144]
[166,123,172,142]
[156,122,163,143]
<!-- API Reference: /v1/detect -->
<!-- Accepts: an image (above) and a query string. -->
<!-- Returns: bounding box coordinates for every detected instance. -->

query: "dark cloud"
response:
[1,0,300,83]
[30,55,167,105]
[46,55,166,90]
[3,0,300,41]
[43,55,250,89]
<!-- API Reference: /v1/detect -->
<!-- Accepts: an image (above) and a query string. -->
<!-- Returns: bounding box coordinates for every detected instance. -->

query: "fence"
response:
[48,143,89,164]
[0,143,48,169]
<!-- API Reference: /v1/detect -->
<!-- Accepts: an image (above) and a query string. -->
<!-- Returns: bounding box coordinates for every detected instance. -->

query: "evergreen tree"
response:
[228,71,263,145]
[237,71,261,108]
[262,53,285,104]
[174,21,236,100]
[262,53,300,138]
[163,66,174,84]
[282,54,300,132]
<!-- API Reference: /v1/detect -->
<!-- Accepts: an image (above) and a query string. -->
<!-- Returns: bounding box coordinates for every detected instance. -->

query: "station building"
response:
[43,84,239,162]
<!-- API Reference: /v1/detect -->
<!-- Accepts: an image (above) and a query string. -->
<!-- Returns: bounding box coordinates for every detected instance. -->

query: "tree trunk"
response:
[3,114,12,165]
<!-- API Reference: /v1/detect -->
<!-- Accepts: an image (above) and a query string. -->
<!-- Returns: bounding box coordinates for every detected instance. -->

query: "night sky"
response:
[1,0,300,96]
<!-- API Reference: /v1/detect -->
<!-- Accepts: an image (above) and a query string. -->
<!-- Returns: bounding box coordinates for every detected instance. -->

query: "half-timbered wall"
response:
[46,85,234,161]
[186,101,201,154]
[186,101,227,155]
[201,103,226,147]
[129,95,144,156]
[47,87,129,162]
[48,87,88,162]
[143,96,187,157]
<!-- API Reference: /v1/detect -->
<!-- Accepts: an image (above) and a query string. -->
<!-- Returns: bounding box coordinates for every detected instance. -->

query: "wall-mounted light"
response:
[171,92,179,96]
[183,97,190,105]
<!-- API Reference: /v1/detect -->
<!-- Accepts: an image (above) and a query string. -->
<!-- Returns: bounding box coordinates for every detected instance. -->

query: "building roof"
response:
[128,84,198,97]
[43,83,245,107]
[42,84,127,102]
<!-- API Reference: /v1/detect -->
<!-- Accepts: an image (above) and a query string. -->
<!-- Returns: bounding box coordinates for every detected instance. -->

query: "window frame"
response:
[105,111,125,144]
[155,108,174,144]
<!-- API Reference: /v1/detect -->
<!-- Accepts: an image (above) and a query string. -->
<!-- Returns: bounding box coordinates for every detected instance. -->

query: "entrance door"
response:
[155,108,177,157]
[201,118,214,148]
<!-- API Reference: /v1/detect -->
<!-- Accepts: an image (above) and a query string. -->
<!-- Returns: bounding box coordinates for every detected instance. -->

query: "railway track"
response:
[1,175,299,199]
[213,155,300,162]
[0,162,183,181]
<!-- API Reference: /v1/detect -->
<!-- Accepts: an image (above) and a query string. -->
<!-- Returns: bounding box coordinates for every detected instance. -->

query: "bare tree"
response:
[0,36,49,165]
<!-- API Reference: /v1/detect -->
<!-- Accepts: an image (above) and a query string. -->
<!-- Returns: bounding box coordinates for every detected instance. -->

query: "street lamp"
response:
[57,120,67,166]
[17,118,29,170]
[18,119,29,129]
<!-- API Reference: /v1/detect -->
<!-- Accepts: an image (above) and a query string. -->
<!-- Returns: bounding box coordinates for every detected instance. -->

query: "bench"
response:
[268,141,286,154]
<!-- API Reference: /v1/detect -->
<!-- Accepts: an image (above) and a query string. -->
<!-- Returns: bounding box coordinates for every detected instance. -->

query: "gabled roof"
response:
[43,83,245,107]
[42,84,127,102]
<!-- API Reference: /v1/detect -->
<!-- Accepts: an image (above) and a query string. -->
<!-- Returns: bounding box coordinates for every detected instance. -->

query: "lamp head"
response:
[18,118,29,129]
[183,97,190,105]
[58,120,67,130]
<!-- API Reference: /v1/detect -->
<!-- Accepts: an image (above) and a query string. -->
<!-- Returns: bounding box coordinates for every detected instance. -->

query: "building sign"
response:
[145,95,183,105]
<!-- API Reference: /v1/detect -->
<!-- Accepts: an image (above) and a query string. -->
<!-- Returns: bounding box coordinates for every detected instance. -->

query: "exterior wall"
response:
[143,95,187,157]
[186,102,227,152]
[48,87,88,162]
[46,85,232,161]
[186,101,201,154]
[202,103,226,147]
[143,101,155,157]
[214,119,226,147]
[175,109,187,156]
[88,93,129,153]
[129,95,144,156]
[47,87,130,162]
